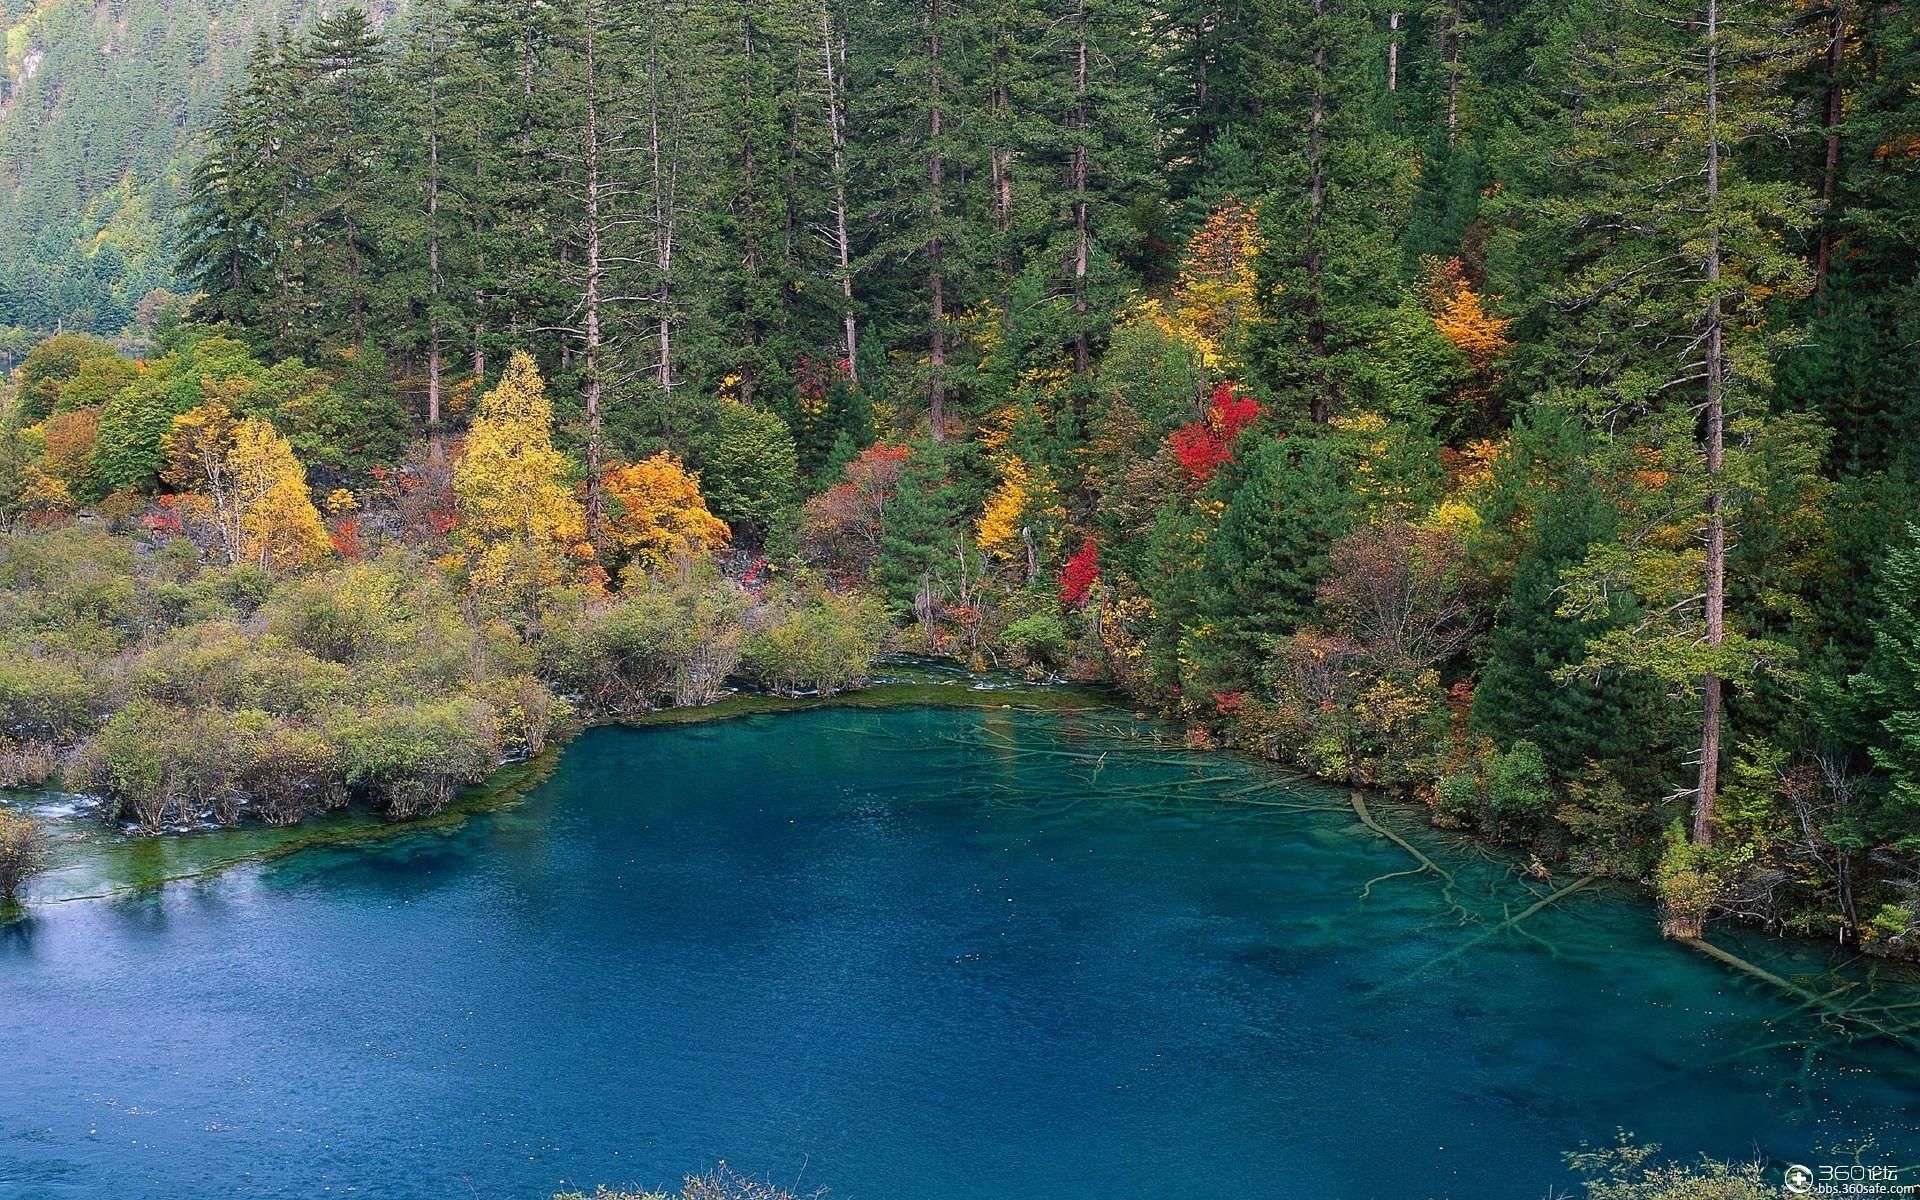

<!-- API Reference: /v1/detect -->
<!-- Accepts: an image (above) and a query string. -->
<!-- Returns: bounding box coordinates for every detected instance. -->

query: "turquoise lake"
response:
[2,705,1917,1198]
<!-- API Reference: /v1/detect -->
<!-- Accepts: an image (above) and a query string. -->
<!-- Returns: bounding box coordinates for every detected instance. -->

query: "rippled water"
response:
[3,706,1917,1199]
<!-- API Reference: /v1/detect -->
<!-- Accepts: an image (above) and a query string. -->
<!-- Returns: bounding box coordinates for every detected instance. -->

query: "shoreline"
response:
[9,672,1919,999]
[2,669,1118,909]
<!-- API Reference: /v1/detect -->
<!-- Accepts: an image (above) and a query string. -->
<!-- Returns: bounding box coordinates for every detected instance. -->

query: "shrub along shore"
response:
[0,523,892,835]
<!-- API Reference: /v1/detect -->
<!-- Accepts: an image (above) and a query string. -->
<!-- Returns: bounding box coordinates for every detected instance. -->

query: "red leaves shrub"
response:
[142,498,185,539]
[1169,383,1261,484]
[329,515,362,560]
[800,442,911,580]
[1061,537,1101,607]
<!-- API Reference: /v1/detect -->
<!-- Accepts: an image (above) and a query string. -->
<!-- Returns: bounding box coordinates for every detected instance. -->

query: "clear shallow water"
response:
[2,706,1916,1199]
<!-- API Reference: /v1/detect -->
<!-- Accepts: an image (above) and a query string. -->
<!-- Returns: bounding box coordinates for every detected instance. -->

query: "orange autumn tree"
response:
[164,398,332,573]
[1422,256,1512,370]
[37,407,103,499]
[452,351,592,607]
[601,452,731,574]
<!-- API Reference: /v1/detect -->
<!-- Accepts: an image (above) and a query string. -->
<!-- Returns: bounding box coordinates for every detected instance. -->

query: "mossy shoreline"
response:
[3,666,1121,907]
[10,669,1920,1004]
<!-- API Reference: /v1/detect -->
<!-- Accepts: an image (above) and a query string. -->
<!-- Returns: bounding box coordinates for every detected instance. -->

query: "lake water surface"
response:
[3,706,1917,1198]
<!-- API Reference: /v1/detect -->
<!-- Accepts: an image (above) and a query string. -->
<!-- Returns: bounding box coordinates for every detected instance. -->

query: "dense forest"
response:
[0,0,354,338]
[1,0,1917,955]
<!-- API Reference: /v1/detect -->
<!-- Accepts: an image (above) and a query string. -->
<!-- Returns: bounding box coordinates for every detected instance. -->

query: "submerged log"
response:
[1682,936,1920,1055]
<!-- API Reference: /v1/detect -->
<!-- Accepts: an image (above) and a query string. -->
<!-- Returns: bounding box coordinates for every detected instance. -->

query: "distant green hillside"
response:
[0,0,341,334]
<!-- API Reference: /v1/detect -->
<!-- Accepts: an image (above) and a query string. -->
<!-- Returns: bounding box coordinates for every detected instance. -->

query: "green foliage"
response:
[743,581,889,697]
[0,0,321,334]
[16,334,118,422]
[1843,526,1920,850]
[549,565,751,714]
[681,399,801,544]
[94,331,261,492]
[873,439,988,614]
[0,656,97,741]
[1566,1135,1772,1200]
[1651,832,1737,939]
[30,548,566,830]
[1001,608,1071,670]
[0,808,52,900]
[245,353,413,484]
[332,697,500,819]
[1486,740,1553,824]
[1241,0,1414,424]
[1193,434,1352,682]
[1473,437,1667,788]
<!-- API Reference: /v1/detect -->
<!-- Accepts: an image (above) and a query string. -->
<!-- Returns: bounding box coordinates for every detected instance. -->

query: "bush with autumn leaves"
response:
[1,345,893,833]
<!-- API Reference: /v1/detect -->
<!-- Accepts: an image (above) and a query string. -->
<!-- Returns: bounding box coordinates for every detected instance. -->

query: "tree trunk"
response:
[1695,0,1725,846]
[1306,0,1330,424]
[927,0,946,440]
[648,8,675,392]
[990,6,1013,340]
[1387,11,1400,92]
[822,8,859,382]
[1444,0,1463,142]
[473,75,487,388]
[582,8,605,544]
[736,2,762,406]
[1814,0,1845,298]
[1071,0,1090,376]
[427,72,443,461]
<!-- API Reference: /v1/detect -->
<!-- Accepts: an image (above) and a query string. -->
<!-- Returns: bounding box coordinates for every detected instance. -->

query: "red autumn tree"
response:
[799,442,913,579]
[1169,383,1262,484]
[1061,537,1101,606]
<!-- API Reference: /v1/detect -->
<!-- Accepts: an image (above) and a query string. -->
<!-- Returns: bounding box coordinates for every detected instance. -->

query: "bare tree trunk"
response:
[1306,0,1330,424]
[822,7,859,382]
[582,7,605,543]
[1387,11,1400,91]
[990,3,1014,340]
[1444,0,1463,142]
[737,2,762,406]
[1695,0,1725,846]
[473,75,486,388]
[1814,0,1845,297]
[1071,0,1090,376]
[927,0,946,440]
[648,8,675,392]
[427,68,443,461]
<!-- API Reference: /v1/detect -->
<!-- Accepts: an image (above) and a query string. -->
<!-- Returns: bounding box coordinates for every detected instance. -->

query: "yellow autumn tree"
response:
[975,456,1034,558]
[1164,198,1264,368]
[19,466,74,518]
[975,455,1066,578]
[164,398,332,572]
[231,420,334,571]
[601,452,731,574]
[452,351,590,605]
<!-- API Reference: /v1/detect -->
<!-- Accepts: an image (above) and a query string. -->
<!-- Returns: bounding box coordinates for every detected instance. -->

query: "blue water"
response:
[3,707,1917,1199]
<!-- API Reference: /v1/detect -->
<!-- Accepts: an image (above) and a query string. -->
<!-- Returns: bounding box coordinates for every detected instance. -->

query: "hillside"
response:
[0,0,356,335]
